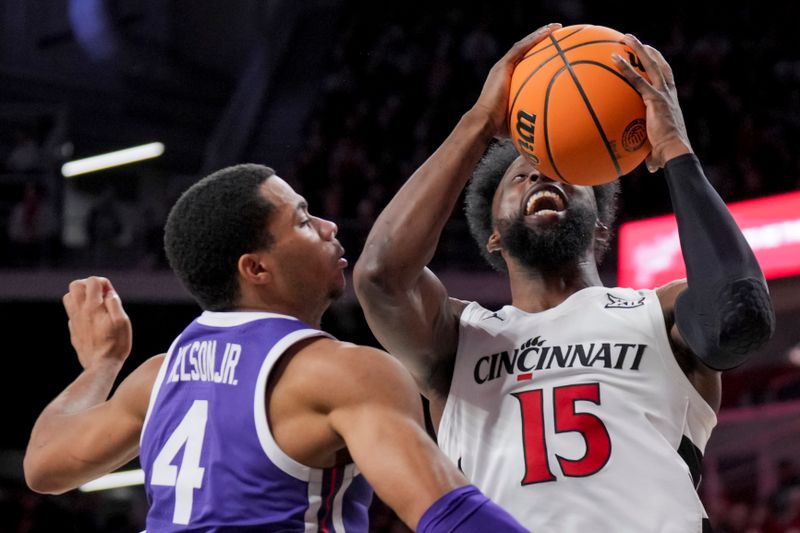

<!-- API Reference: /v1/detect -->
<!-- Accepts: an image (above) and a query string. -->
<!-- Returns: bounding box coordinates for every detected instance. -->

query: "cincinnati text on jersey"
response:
[473,336,648,384]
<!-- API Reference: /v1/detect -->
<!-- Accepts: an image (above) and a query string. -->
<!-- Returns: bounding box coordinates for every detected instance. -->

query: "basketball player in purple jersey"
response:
[24,160,543,528]
[354,28,775,532]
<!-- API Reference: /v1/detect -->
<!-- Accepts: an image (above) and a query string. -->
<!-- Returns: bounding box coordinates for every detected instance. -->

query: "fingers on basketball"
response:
[510,23,562,61]
[623,35,667,90]
[645,45,675,88]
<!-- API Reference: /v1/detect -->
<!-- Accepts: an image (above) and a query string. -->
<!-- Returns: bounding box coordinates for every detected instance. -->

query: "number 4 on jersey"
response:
[151,400,208,524]
[513,383,611,485]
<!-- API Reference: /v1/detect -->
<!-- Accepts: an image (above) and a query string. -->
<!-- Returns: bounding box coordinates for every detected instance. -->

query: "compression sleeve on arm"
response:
[664,153,775,370]
[417,485,529,532]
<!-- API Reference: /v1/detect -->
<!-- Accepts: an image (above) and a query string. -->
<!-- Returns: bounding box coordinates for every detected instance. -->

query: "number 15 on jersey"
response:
[513,382,611,485]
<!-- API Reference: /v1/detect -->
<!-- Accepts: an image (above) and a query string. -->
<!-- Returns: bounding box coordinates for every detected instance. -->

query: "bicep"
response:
[63,396,143,478]
[356,267,464,394]
[77,355,163,464]
[657,280,689,351]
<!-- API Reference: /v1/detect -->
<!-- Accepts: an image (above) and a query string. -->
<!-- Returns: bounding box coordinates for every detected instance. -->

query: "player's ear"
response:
[486,230,503,254]
[238,252,273,286]
[595,221,611,249]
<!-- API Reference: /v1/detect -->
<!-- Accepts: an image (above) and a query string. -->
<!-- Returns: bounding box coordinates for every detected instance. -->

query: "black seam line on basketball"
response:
[509,28,592,128]
[550,36,623,177]
[568,60,643,96]
[543,61,570,183]
[509,39,630,128]
[521,26,587,61]
[518,39,626,68]
[508,52,560,132]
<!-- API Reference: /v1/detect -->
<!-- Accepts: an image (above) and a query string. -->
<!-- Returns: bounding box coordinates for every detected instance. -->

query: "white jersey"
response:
[438,286,716,533]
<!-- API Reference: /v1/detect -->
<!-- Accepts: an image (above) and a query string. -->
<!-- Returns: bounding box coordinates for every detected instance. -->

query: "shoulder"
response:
[111,354,166,419]
[138,353,166,376]
[655,279,688,312]
[279,338,421,412]
[449,297,472,314]
[455,299,502,323]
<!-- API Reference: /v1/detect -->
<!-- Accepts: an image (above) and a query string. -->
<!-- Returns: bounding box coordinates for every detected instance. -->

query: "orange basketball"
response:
[508,24,651,185]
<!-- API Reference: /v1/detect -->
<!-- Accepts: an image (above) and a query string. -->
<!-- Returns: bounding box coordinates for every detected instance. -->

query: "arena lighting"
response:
[618,190,800,288]
[61,142,165,177]
[78,469,144,492]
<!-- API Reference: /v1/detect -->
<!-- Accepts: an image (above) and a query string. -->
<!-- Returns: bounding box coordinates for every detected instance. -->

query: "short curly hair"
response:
[464,140,620,272]
[164,164,277,310]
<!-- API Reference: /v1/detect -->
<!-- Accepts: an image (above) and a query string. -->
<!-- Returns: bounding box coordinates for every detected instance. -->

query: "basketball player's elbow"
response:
[23,452,70,495]
[698,282,775,370]
[714,300,775,369]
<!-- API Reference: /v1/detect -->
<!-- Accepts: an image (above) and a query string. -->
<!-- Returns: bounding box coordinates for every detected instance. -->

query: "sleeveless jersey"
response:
[438,287,716,533]
[140,311,372,532]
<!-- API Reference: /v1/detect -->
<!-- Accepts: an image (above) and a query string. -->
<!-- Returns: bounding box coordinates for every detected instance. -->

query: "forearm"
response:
[352,417,466,529]
[665,154,775,369]
[25,360,125,492]
[357,109,494,287]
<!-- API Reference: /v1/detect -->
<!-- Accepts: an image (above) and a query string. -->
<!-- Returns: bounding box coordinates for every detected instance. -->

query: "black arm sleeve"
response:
[664,154,775,370]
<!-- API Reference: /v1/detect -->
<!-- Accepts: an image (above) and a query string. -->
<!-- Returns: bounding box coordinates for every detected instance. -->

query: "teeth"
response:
[526,190,565,215]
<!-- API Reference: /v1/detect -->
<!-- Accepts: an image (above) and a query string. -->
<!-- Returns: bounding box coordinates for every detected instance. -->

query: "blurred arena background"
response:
[1,1,799,531]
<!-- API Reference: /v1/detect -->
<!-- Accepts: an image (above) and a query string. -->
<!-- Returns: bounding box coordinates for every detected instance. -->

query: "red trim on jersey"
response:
[517,373,533,381]
[321,466,339,533]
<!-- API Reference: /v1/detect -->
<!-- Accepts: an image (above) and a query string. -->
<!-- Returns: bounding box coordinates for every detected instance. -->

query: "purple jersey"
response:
[140,311,373,532]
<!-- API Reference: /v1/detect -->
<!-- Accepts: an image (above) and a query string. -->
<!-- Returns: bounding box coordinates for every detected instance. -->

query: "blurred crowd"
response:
[710,459,800,533]
[2,3,799,272]
[286,2,800,251]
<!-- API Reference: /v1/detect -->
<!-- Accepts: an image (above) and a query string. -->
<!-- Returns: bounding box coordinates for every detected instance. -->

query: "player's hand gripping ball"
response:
[508,25,651,185]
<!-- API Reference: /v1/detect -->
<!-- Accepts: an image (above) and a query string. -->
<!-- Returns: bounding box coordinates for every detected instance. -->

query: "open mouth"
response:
[524,187,567,216]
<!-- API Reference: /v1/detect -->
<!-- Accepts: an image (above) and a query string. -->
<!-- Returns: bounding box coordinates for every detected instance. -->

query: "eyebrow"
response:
[296,200,308,211]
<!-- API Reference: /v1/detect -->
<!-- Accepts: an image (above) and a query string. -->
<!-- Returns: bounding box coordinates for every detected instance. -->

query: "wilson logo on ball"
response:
[515,110,540,164]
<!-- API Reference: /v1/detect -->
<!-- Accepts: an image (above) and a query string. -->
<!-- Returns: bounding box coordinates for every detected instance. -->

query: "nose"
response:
[528,171,555,184]
[316,216,338,240]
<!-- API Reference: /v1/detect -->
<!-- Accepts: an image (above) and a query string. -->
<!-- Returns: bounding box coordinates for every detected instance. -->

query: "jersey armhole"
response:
[140,335,182,447]
[646,289,717,433]
[253,329,332,481]
[436,301,482,453]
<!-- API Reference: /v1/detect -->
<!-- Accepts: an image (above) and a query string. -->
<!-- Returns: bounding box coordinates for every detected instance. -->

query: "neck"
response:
[505,252,603,313]
[234,293,328,329]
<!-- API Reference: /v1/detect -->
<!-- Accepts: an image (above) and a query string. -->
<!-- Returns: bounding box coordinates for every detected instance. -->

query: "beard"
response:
[496,202,596,273]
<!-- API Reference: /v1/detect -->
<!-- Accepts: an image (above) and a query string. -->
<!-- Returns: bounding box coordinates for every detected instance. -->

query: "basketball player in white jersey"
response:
[23,159,543,531]
[354,27,775,532]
